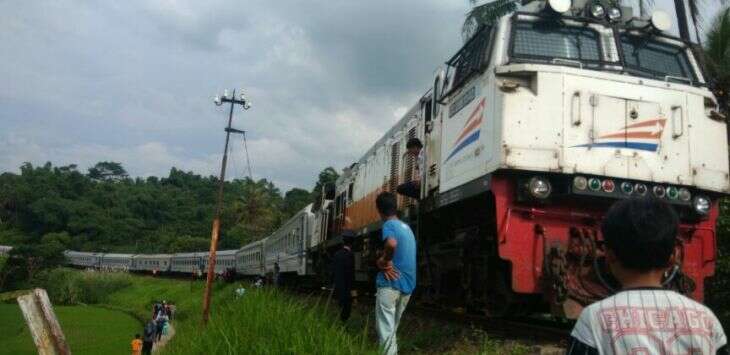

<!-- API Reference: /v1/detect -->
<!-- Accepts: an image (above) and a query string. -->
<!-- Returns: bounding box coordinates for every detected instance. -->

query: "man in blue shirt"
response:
[374,192,416,355]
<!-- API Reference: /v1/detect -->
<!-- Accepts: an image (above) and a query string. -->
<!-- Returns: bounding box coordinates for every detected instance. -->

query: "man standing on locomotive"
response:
[395,138,425,200]
[374,192,417,355]
[568,198,727,354]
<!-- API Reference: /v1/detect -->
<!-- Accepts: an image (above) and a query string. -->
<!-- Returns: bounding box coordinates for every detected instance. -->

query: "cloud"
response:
[0,0,721,191]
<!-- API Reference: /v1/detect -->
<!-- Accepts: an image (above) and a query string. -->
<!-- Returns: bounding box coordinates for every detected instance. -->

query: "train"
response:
[22,0,730,319]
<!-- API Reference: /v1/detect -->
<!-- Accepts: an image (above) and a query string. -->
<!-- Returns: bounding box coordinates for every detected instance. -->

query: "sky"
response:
[0,1,724,191]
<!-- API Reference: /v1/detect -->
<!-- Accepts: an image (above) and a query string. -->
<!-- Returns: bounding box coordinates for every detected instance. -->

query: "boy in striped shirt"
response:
[568,197,727,355]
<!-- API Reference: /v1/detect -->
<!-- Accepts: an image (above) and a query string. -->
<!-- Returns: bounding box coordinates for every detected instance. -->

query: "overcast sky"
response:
[0,1,723,191]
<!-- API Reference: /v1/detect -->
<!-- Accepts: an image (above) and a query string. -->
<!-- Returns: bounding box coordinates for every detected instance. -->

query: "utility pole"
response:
[202,88,251,325]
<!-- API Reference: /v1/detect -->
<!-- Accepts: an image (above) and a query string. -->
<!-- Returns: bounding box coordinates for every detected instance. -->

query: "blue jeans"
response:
[375,287,411,355]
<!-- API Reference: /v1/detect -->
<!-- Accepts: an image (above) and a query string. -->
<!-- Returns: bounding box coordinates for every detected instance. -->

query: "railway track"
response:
[407,304,571,344]
[306,286,571,346]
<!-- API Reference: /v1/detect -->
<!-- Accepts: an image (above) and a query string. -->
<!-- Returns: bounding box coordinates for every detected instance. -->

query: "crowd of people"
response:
[131,301,175,355]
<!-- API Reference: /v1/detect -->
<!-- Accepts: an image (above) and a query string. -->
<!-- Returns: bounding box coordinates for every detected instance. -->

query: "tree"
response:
[705,7,730,116]
[283,188,312,217]
[87,161,128,182]
[311,167,339,201]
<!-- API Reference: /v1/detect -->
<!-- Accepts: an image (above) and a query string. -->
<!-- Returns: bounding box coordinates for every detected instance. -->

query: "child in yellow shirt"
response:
[131,334,142,355]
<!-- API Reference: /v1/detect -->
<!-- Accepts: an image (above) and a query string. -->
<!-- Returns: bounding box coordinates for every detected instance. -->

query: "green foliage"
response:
[38,268,133,305]
[0,162,340,255]
[164,287,376,354]
[284,188,313,217]
[312,167,340,201]
[91,273,375,353]
[87,161,128,181]
[705,7,730,115]
[0,243,66,291]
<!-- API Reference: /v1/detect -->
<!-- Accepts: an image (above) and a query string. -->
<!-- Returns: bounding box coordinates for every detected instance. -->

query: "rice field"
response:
[0,303,140,355]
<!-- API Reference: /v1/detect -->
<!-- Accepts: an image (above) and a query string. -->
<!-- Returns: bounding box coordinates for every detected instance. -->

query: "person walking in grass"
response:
[142,318,156,355]
[131,334,142,355]
[155,312,168,341]
[567,198,727,354]
[374,192,417,355]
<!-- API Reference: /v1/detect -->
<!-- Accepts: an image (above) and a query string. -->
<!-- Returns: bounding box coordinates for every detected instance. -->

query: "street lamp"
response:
[201,88,251,325]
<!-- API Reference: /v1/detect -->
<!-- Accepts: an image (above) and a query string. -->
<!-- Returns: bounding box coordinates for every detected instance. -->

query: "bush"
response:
[164,287,376,354]
[39,268,132,305]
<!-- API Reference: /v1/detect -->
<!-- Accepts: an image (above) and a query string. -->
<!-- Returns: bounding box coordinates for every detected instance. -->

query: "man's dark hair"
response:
[136,333,141,338]
[406,138,423,150]
[601,197,678,271]
[376,192,398,217]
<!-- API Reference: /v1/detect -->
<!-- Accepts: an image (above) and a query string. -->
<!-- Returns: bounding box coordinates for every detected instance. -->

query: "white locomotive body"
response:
[435,13,728,195]
[323,3,728,317]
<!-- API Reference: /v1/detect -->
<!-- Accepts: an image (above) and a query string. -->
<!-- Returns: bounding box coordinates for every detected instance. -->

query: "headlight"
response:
[635,183,647,196]
[666,186,679,200]
[620,182,634,195]
[678,188,691,202]
[607,7,622,21]
[528,176,552,199]
[653,186,666,198]
[692,195,711,215]
[601,179,615,193]
[590,3,605,18]
[650,10,672,31]
[547,0,572,13]
[588,178,601,191]
[573,176,588,191]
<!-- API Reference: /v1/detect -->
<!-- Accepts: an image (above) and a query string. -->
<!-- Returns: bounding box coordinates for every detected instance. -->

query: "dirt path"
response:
[152,323,176,353]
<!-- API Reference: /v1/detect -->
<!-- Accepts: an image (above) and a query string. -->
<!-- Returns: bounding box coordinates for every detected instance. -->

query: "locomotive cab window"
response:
[510,20,602,66]
[619,33,697,84]
[446,25,493,94]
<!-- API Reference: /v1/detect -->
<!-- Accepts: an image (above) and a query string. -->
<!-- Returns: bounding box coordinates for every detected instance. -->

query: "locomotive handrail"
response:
[664,75,692,85]
[551,58,583,69]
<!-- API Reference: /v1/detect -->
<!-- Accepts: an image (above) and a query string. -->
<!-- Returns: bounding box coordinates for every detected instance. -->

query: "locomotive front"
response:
[432,0,728,318]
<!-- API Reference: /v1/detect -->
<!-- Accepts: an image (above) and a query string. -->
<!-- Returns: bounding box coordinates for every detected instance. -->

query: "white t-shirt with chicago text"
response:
[571,289,726,355]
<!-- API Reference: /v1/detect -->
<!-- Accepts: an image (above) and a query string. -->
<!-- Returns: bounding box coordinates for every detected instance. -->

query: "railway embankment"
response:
[7,269,556,354]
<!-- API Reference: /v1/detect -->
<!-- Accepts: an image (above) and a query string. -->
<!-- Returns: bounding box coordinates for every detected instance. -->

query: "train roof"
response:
[64,250,101,256]
[173,252,208,257]
[133,254,173,259]
[102,253,134,258]
[239,238,266,250]
[352,100,424,169]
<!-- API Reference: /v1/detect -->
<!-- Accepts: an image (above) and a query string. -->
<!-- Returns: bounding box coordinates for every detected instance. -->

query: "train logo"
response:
[445,98,485,163]
[573,118,667,152]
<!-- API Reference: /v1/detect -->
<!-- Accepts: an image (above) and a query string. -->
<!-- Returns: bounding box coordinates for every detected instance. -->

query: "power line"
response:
[242,131,254,181]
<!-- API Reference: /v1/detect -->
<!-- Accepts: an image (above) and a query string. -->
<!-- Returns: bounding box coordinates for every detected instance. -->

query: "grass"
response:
[163,288,376,355]
[0,303,140,355]
[2,271,538,354]
[74,273,376,354]
[101,274,536,354]
[340,300,535,355]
